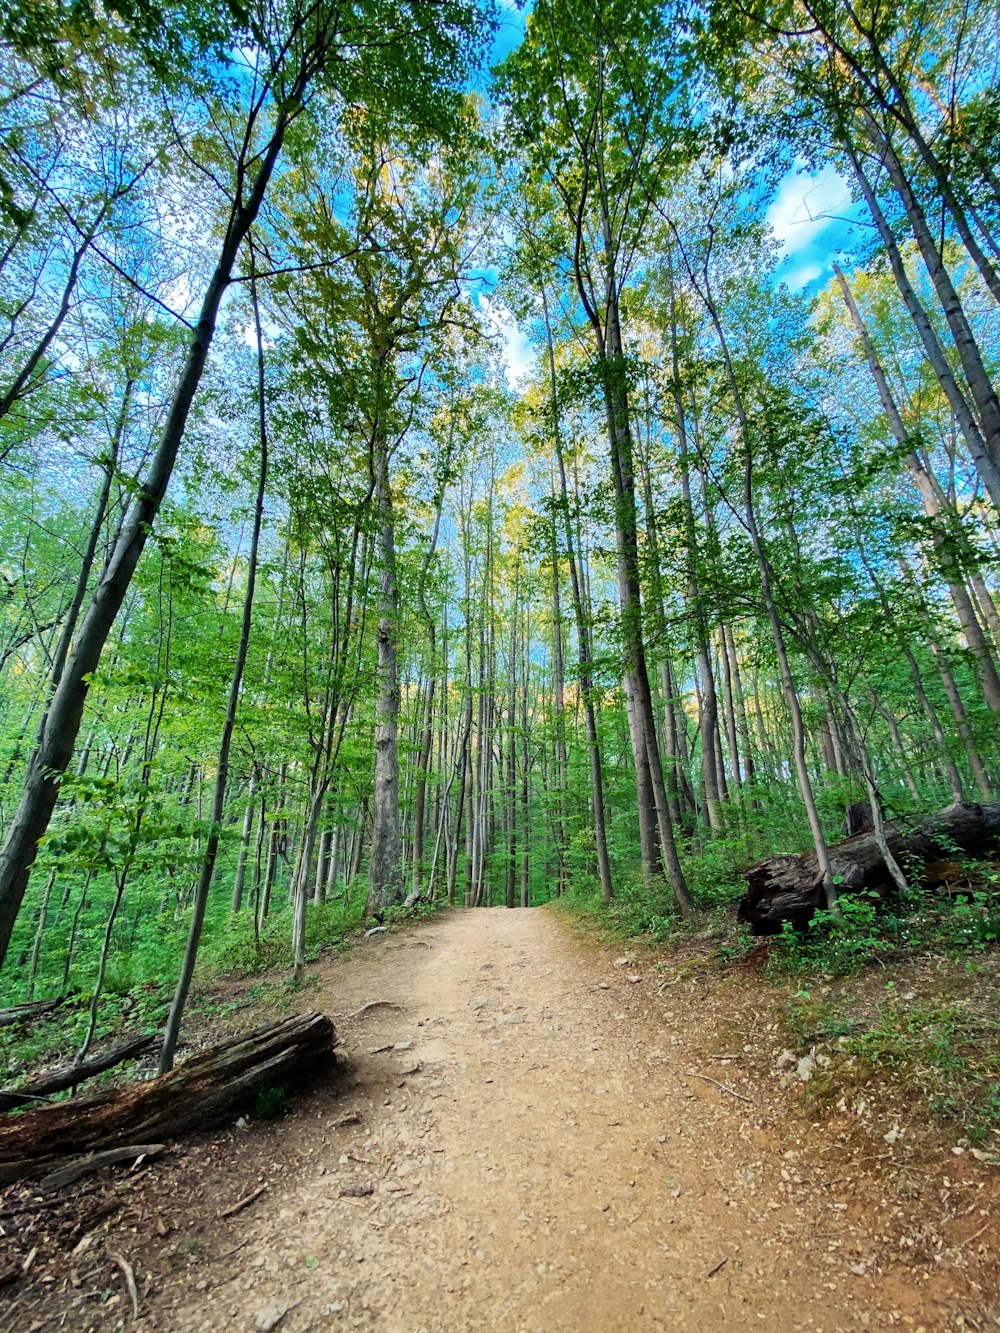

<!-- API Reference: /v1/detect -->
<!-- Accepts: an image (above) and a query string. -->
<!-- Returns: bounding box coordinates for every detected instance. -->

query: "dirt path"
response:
[11,908,996,1331]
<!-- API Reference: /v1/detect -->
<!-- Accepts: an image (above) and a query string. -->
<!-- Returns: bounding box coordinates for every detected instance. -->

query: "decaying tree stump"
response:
[0,1010,335,1184]
[738,801,1000,935]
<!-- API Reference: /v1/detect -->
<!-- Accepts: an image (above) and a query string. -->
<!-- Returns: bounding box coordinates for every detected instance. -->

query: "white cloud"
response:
[767,164,851,256]
[784,261,823,291]
[482,297,535,389]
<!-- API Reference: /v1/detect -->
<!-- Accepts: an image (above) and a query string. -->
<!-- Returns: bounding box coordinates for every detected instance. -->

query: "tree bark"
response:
[844,144,1000,507]
[833,262,1000,715]
[685,246,838,915]
[541,284,614,905]
[159,264,270,1073]
[368,427,404,913]
[861,112,1000,475]
[0,1013,335,1181]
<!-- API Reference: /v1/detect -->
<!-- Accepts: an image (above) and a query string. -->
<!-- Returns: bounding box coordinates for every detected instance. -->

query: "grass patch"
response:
[786,980,1000,1145]
[253,1082,288,1120]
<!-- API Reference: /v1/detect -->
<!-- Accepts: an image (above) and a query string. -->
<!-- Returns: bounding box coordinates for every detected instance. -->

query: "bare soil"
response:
[2,907,997,1331]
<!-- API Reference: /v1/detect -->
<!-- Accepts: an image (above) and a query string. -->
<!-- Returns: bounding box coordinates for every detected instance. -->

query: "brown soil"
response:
[2,907,997,1331]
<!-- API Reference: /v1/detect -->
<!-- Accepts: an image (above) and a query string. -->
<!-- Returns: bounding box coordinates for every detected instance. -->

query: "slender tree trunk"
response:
[231,771,257,913]
[868,688,921,801]
[690,256,837,913]
[934,648,993,798]
[549,512,569,893]
[447,702,471,907]
[327,822,341,899]
[520,620,531,907]
[601,293,691,909]
[834,261,1000,714]
[845,147,1000,506]
[969,573,1000,647]
[907,655,969,802]
[368,426,403,913]
[670,277,723,832]
[506,671,517,910]
[25,870,56,1000]
[718,626,742,789]
[0,83,306,971]
[854,95,1000,305]
[540,285,614,905]
[725,624,755,786]
[160,266,270,1073]
[41,380,132,739]
[0,210,108,424]
[315,827,332,904]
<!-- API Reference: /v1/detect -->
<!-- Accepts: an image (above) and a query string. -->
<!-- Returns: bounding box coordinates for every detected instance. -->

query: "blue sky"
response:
[766,163,866,293]
[489,0,528,68]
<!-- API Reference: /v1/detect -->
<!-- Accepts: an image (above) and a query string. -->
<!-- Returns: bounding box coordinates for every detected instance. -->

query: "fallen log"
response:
[39,1144,167,1194]
[0,1033,159,1112]
[0,1010,335,1183]
[738,801,1000,935]
[0,998,63,1029]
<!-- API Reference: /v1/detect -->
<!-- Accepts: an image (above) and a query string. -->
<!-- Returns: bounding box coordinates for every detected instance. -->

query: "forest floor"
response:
[2,906,998,1332]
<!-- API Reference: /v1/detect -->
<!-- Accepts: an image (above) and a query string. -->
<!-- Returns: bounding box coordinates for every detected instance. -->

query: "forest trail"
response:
[49,908,994,1332]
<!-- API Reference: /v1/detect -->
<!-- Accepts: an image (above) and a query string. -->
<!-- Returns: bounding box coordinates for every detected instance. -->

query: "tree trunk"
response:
[0,80,307,970]
[845,145,1000,506]
[520,622,531,907]
[159,266,269,1073]
[315,828,332,904]
[368,430,403,913]
[834,261,1000,714]
[231,772,258,913]
[934,648,993,797]
[549,512,569,893]
[0,1013,335,1182]
[540,284,614,905]
[688,251,837,914]
[600,289,690,909]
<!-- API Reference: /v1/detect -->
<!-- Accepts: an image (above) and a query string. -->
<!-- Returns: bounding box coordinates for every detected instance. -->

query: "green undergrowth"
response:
[0,893,443,1089]
[766,868,1000,1145]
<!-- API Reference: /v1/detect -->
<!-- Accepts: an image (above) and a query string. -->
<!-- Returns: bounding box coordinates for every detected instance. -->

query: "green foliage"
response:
[253,1082,287,1120]
[786,990,857,1044]
[771,892,892,977]
[556,873,680,942]
[769,870,1000,979]
[0,0,997,1161]
[948,881,1000,950]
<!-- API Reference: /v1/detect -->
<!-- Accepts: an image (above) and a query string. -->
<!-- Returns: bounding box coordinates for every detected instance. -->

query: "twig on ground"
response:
[684,1071,753,1104]
[219,1184,268,1219]
[110,1252,139,1320]
[339,1001,403,1021]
